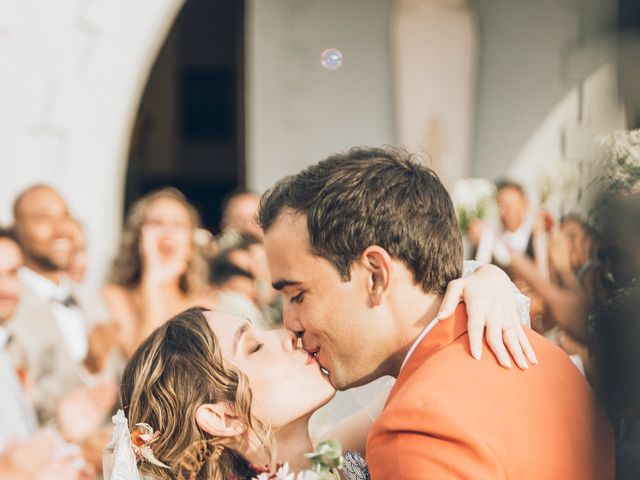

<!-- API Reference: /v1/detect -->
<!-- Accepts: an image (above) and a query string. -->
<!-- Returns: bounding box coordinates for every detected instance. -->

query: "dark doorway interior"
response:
[125,0,244,233]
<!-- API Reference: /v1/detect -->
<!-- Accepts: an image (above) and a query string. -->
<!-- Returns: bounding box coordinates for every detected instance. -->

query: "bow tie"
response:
[51,294,79,308]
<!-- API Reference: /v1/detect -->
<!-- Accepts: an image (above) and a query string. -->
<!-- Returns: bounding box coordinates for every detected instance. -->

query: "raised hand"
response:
[1,430,59,478]
[140,225,188,287]
[56,379,118,444]
[0,430,89,480]
[548,228,572,275]
[35,455,88,480]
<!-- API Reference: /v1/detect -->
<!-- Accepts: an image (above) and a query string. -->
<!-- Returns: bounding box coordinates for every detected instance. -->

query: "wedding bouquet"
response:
[451,178,496,233]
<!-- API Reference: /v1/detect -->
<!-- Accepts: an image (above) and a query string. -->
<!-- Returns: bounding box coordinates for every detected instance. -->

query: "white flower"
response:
[452,178,496,230]
[274,463,295,480]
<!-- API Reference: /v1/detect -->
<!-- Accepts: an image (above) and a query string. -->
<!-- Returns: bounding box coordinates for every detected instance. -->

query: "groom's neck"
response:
[387,293,443,378]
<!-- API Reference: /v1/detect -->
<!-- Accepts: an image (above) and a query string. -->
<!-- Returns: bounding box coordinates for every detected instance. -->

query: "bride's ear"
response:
[195,402,247,438]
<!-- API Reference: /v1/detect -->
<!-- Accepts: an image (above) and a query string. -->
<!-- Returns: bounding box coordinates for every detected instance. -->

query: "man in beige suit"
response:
[7,185,116,424]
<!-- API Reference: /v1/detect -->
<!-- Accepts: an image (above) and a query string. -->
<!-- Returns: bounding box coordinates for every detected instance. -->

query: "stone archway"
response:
[0,0,186,288]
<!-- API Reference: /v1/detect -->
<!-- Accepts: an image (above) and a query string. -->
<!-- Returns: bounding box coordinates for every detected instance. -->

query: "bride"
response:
[117,264,532,480]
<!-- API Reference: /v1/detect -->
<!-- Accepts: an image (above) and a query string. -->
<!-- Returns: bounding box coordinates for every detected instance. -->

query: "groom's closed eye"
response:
[290,291,305,304]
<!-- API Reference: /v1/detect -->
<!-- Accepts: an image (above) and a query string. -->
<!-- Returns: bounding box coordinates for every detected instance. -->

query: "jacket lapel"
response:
[386,304,469,405]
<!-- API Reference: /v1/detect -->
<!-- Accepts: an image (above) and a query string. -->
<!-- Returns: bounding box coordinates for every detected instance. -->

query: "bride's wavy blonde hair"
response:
[109,188,208,295]
[120,307,273,480]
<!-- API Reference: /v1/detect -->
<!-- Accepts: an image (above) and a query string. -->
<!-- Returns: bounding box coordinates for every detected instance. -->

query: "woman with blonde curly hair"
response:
[120,308,297,480]
[103,188,214,358]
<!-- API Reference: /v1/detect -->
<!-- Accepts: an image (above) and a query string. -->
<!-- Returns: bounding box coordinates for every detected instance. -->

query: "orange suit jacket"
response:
[366,305,614,479]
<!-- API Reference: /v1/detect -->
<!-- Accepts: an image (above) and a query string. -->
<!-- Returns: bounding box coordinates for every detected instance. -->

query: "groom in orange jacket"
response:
[259,146,614,479]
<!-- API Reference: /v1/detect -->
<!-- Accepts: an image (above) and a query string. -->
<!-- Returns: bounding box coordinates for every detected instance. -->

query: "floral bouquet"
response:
[594,129,640,193]
[451,178,496,233]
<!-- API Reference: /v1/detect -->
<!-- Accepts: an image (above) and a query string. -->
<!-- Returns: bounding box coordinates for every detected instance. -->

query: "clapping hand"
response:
[84,322,118,373]
[140,225,188,286]
[56,379,118,444]
[548,228,572,275]
[1,430,90,480]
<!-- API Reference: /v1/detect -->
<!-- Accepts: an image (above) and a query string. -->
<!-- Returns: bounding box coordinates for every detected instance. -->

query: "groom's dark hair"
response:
[258,146,463,294]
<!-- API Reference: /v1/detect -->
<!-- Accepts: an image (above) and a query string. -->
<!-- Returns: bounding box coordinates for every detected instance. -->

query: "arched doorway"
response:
[125,0,245,233]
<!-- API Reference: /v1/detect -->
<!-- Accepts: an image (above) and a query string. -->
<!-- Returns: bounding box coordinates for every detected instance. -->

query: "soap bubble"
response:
[321,48,343,70]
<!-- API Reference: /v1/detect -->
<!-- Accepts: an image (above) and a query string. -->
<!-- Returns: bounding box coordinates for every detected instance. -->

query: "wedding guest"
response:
[7,185,115,423]
[559,214,596,275]
[103,188,213,358]
[473,180,548,270]
[211,232,282,326]
[0,228,37,448]
[472,180,550,327]
[504,217,598,374]
[209,252,257,302]
[219,189,263,239]
[0,227,112,479]
[208,249,272,330]
[507,215,595,342]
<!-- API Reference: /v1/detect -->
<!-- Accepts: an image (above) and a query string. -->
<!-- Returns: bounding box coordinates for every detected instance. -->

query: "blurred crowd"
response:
[459,134,640,478]
[0,185,281,479]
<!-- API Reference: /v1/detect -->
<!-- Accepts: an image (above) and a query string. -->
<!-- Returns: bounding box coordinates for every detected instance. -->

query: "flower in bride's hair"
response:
[130,423,170,469]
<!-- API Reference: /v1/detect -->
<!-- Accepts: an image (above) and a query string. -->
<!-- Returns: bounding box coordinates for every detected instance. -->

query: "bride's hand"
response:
[438,263,538,369]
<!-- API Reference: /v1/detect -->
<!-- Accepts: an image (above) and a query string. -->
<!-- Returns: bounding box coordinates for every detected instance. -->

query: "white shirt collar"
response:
[19,267,72,302]
[399,315,440,373]
[0,326,10,349]
[500,217,533,254]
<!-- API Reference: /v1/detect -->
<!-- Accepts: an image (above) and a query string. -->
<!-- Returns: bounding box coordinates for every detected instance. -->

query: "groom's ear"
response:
[195,402,247,438]
[361,246,392,306]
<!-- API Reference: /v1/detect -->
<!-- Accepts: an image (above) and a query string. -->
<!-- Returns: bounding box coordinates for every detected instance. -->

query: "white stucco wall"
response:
[245,0,395,193]
[0,0,185,290]
[507,62,626,214]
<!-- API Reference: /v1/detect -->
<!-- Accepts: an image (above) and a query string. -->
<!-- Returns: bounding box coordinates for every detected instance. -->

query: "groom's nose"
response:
[283,302,304,336]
